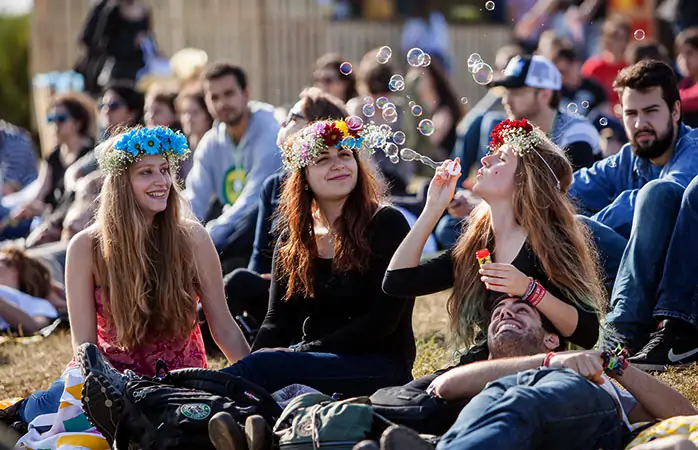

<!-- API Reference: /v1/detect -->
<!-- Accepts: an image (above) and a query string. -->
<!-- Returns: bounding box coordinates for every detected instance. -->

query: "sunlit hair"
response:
[0,247,52,299]
[92,133,200,349]
[449,131,606,347]
[275,140,386,299]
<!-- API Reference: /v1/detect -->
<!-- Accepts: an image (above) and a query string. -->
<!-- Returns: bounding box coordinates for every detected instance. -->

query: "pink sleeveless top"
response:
[94,288,207,376]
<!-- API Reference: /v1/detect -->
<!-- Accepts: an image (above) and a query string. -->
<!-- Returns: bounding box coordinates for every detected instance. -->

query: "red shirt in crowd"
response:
[581,54,628,115]
[679,77,698,113]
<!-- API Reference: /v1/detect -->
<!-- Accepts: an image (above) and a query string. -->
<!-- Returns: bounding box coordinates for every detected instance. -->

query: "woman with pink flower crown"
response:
[3,126,250,440]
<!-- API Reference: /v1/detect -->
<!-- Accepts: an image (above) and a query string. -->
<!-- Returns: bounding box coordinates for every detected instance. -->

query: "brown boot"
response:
[244,414,272,450]
[208,412,248,450]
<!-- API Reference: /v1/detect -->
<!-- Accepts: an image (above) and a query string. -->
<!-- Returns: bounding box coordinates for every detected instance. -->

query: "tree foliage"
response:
[0,14,31,131]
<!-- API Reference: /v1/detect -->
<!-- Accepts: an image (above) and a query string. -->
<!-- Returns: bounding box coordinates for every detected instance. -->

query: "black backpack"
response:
[112,367,283,450]
[369,386,465,436]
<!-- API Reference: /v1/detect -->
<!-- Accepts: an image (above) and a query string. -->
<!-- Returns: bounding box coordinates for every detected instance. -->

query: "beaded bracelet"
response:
[523,277,536,300]
[601,345,629,376]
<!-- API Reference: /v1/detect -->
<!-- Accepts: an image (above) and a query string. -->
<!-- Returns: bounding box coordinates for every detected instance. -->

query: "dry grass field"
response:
[1,291,696,406]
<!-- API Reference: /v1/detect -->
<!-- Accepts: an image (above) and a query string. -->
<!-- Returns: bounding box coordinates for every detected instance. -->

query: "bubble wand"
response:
[399,148,461,176]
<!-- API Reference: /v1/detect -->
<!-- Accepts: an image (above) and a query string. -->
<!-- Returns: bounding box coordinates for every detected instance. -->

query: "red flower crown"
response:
[489,118,538,155]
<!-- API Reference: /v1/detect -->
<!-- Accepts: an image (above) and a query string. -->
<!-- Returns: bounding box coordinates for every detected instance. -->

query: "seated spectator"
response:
[384,120,605,382]
[185,62,281,272]
[675,28,698,128]
[373,296,696,450]
[571,60,698,368]
[0,120,38,197]
[206,87,348,348]
[0,247,65,334]
[11,93,97,247]
[312,53,358,104]
[143,87,181,130]
[215,119,415,397]
[175,84,214,180]
[553,42,610,118]
[581,14,631,116]
[9,127,250,438]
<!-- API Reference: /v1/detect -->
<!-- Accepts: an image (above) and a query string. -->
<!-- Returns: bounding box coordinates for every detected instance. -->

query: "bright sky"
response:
[0,0,33,15]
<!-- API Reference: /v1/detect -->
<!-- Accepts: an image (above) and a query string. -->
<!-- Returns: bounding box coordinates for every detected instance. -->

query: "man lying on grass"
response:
[373,296,697,450]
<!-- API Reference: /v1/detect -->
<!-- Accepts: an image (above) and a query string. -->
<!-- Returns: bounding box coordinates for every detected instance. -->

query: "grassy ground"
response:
[1,292,696,407]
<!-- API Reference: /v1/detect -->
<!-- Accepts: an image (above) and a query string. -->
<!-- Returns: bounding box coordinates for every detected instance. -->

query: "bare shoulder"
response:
[183,219,213,247]
[67,226,96,261]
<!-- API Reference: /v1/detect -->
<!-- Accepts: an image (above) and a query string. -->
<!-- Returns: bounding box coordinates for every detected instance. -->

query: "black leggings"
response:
[223,268,270,322]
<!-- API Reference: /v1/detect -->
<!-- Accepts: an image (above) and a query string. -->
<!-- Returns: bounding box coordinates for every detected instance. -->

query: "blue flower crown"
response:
[97,126,190,175]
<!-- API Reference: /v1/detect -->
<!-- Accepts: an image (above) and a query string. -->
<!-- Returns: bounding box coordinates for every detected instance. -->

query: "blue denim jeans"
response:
[654,176,698,329]
[18,376,64,423]
[220,351,412,398]
[434,214,464,250]
[436,369,627,450]
[583,180,686,345]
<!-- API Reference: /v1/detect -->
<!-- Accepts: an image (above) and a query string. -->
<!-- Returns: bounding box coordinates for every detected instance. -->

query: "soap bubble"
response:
[418,53,432,67]
[408,101,416,107]
[340,136,356,150]
[485,1,495,11]
[392,131,406,145]
[599,117,608,126]
[418,119,435,136]
[382,107,398,124]
[400,148,418,161]
[346,115,363,131]
[376,96,389,109]
[379,124,392,135]
[581,100,590,109]
[461,97,468,104]
[339,62,353,75]
[363,96,373,104]
[389,155,400,164]
[567,102,579,114]
[384,142,399,157]
[362,104,375,117]
[407,48,425,67]
[410,104,423,116]
[388,75,405,92]
[467,53,483,73]
[472,63,494,85]
[376,46,393,64]
[634,29,645,41]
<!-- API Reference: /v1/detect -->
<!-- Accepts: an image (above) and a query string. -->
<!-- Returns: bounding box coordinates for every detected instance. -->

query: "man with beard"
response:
[185,62,281,269]
[360,297,696,450]
[570,59,698,370]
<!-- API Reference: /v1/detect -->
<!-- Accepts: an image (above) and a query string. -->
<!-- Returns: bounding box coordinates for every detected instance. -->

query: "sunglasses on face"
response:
[99,100,124,112]
[282,112,306,127]
[47,113,69,124]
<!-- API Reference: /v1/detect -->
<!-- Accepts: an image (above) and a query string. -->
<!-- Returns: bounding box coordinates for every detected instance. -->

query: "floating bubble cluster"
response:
[376,46,392,64]
[382,107,398,124]
[407,48,424,67]
[472,63,494,85]
[376,97,390,109]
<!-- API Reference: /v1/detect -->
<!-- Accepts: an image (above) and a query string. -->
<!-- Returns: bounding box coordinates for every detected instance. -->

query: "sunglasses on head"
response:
[99,100,124,111]
[47,113,69,124]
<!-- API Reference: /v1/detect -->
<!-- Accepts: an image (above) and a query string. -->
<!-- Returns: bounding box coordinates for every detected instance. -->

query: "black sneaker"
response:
[76,343,126,442]
[352,440,380,450]
[0,399,24,426]
[208,411,247,450]
[380,425,435,450]
[627,319,698,372]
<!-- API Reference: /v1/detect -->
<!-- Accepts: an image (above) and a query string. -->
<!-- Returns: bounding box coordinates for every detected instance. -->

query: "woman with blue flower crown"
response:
[9,126,250,437]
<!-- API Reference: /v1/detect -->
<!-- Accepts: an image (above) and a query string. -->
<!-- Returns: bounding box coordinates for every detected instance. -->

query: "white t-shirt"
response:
[0,285,58,331]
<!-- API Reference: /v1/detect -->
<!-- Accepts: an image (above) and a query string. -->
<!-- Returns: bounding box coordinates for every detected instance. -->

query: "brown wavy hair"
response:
[0,248,52,299]
[275,140,386,299]
[92,133,200,349]
[449,131,606,347]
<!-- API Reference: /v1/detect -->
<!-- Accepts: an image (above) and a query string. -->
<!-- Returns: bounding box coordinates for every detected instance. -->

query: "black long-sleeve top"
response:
[383,243,599,349]
[252,206,416,367]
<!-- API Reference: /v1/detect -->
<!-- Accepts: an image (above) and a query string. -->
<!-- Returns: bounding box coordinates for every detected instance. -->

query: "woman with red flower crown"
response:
[384,119,607,388]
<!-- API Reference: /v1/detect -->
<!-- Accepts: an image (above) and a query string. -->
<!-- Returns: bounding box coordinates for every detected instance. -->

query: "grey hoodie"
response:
[184,101,281,248]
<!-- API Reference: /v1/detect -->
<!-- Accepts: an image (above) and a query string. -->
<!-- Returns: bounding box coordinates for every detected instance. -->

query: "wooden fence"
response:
[31,0,512,106]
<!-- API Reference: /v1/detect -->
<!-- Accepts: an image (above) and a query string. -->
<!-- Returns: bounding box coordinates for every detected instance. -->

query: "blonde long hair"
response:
[92,136,200,350]
[449,133,606,347]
